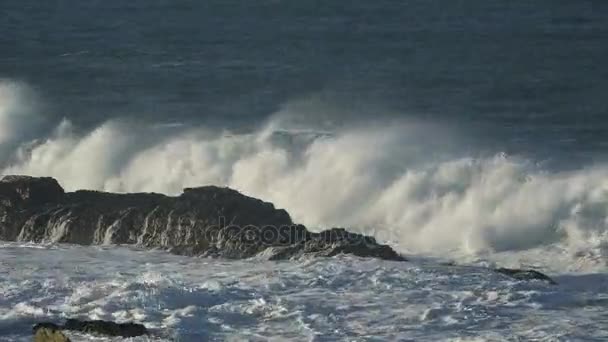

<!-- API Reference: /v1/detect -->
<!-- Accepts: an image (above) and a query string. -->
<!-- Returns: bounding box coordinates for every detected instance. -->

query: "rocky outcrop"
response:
[1,175,64,206]
[0,175,405,261]
[33,319,148,340]
[494,268,557,284]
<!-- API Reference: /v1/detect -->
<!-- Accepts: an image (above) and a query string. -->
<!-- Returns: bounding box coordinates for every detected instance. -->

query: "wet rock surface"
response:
[63,319,148,337]
[32,319,148,340]
[0,175,404,261]
[494,267,557,284]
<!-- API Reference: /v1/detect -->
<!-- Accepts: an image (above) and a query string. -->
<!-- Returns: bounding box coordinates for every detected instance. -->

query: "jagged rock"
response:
[63,319,148,337]
[0,175,405,261]
[494,268,557,284]
[32,323,70,342]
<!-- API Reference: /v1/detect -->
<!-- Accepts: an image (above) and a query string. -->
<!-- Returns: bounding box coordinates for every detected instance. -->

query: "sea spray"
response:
[3,82,608,262]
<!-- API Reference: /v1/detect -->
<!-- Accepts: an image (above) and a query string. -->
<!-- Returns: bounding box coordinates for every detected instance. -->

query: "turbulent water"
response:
[2,0,608,340]
[3,242,608,341]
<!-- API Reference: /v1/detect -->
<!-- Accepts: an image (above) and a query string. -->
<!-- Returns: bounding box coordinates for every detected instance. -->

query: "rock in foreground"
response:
[0,175,404,261]
[33,323,70,342]
[63,319,148,337]
[33,319,148,340]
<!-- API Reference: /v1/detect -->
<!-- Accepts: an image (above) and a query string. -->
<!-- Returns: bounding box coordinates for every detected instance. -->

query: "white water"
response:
[3,80,608,268]
[3,80,608,340]
[2,242,607,341]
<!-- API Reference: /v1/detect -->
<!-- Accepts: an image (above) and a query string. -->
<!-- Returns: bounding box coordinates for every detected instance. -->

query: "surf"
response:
[3,80,608,271]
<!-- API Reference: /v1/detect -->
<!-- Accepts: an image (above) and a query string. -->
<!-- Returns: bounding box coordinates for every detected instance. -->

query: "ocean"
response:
[1,1,608,340]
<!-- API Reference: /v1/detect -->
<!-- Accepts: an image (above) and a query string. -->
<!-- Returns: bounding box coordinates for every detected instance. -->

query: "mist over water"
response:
[3,80,608,270]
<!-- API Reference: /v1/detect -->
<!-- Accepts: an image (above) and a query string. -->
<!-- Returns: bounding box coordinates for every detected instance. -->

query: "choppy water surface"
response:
[1,243,608,341]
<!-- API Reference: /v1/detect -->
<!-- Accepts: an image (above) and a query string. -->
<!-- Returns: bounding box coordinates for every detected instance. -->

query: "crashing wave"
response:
[3,80,608,268]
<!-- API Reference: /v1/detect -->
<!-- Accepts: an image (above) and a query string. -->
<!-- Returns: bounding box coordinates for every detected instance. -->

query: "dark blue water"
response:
[2,1,608,164]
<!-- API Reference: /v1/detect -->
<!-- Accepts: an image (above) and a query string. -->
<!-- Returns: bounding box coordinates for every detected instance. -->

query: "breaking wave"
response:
[3,80,608,265]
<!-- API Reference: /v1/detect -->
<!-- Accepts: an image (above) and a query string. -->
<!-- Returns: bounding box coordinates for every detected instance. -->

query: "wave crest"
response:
[2,82,608,265]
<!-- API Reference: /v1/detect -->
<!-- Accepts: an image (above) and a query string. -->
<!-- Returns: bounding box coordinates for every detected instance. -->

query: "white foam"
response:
[3,81,608,267]
[2,243,607,340]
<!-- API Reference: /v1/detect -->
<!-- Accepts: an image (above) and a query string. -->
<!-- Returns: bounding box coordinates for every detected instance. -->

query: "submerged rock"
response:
[32,319,148,340]
[494,268,557,284]
[0,175,405,261]
[63,319,148,337]
[32,323,70,342]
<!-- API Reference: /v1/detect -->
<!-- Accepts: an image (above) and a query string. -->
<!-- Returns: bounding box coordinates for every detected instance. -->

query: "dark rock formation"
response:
[494,268,557,284]
[1,175,64,206]
[265,228,403,261]
[63,319,148,337]
[0,175,405,261]
[33,323,70,342]
[33,319,148,340]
